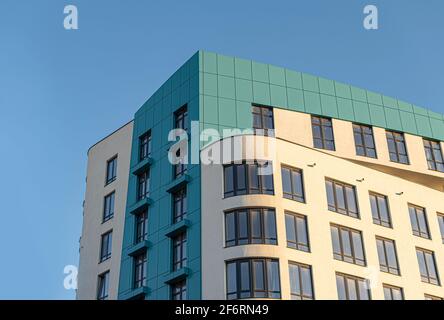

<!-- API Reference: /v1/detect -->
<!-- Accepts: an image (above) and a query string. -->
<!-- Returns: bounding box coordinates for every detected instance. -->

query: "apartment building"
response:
[77,51,444,300]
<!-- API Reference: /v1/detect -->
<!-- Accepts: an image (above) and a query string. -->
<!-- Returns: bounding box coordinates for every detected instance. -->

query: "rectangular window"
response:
[133,252,147,289]
[135,210,148,244]
[226,258,281,300]
[369,192,391,227]
[376,237,400,275]
[137,170,150,201]
[106,156,117,184]
[252,105,274,136]
[97,271,110,300]
[172,232,187,271]
[383,284,404,300]
[386,131,409,164]
[175,105,188,131]
[99,231,112,262]
[225,208,277,247]
[172,280,187,300]
[416,248,440,285]
[103,192,115,222]
[330,225,366,266]
[312,116,335,151]
[438,214,444,244]
[288,262,314,300]
[423,139,444,172]
[336,273,370,300]
[425,294,443,300]
[285,212,309,252]
[223,161,274,198]
[408,204,430,239]
[325,179,359,218]
[139,131,152,161]
[173,187,187,223]
[281,166,305,202]
[353,124,376,158]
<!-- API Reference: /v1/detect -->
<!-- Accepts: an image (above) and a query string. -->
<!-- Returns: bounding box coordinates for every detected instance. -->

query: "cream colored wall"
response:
[77,121,133,300]
[201,132,444,300]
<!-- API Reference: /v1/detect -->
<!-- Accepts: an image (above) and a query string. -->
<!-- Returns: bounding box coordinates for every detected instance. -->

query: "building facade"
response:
[77,51,444,300]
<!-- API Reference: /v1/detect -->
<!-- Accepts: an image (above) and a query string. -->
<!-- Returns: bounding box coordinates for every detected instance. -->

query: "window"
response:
[438,214,444,243]
[97,271,110,300]
[252,105,274,136]
[336,273,370,300]
[281,166,305,202]
[383,285,404,300]
[325,179,359,218]
[133,252,147,289]
[172,280,187,300]
[376,237,400,275]
[312,116,335,150]
[135,210,148,244]
[172,232,187,271]
[285,212,309,252]
[288,262,314,300]
[139,131,152,161]
[353,124,376,158]
[369,193,391,227]
[408,204,430,239]
[416,248,440,285]
[174,106,188,178]
[223,161,274,198]
[99,231,112,262]
[226,258,281,299]
[137,170,150,201]
[225,208,277,247]
[386,131,409,164]
[173,187,187,223]
[103,192,115,222]
[106,156,117,184]
[423,139,444,172]
[425,294,443,300]
[330,225,366,266]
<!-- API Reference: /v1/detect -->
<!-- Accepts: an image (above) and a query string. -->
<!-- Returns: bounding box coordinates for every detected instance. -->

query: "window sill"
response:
[127,240,151,257]
[165,219,191,238]
[163,267,190,285]
[166,174,192,193]
[104,178,116,187]
[132,157,154,175]
[120,286,150,300]
[129,197,154,215]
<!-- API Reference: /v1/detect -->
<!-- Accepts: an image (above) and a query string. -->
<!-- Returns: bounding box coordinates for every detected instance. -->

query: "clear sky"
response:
[0,0,443,299]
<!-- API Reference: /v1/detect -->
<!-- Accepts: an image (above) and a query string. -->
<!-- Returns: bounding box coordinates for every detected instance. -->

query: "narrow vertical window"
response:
[139,131,152,161]
[285,212,309,252]
[137,170,150,201]
[416,248,440,285]
[369,193,391,227]
[386,131,409,164]
[103,191,115,222]
[376,237,400,275]
[106,156,117,184]
[99,231,112,262]
[135,210,148,244]
[252,105,274,136]
[172,232,187,271]
[408,204,430,239]
[97,271,110,300]
[173,187,187,223]
[289,262,314,300]
[281,166,305,202]
[312,116,335,150]
[353,124,376,158]
[172,280,187,300]
[438,214,444,244]
[133,252,147,289]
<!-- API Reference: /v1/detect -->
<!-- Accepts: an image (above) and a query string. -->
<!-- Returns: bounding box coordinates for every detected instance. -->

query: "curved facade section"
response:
[201,135,444,300]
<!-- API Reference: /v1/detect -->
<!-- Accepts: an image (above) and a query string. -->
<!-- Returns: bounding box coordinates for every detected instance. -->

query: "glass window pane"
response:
[340,229,352,257]
[238,211,248,241]
[281,168,292,195]
[226,262,237,297]
[296,217,308,247]
[331,226,341,255]
[285,214,296,243]
[224,166,234,195]
[326,181,335,208]
[336,275,346,300]
[289,264,301,296]
[335,185,346,211]
[386,242,398,270]
[301,267,313,297]
[253,261,265,291]
[376,239,387,267]
[347,278,357,300]
[352,232,364,262]
[250,210,262,242]
[292,170,303,198]
[345,187,357,213]
[358,280,369,300]
[267,261,280,293]
[240,262,250,292]
[236,164,246,193]
[264,210,276,242]
[225,213,236,245]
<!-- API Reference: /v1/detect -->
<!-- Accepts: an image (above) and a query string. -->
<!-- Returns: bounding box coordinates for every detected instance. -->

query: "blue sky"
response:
[0,0,443,299]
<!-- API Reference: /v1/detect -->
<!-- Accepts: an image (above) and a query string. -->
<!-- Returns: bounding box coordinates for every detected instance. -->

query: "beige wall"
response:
[77,121,133,300]
[201,123,444,300]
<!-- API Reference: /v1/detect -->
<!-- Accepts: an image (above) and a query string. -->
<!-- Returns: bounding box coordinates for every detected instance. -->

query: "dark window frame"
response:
[99,230,112,263]
[137,170,150,201]
[438,213,444,244]
[173,187,187,224]
[103,191,115,222]
[330,224,366,266]
[133,252,147,289]
[173,105,189,178]
[252,105,275,136]
[311,116,335,151]
[369,192,392,228]
[223,161,274,198]
[97,271,110,300]
[285,211,310,252]
[386,130,409,164]
[139,130,152,162]
[408,204,431,239]
[325,179,359,218]
[224,208,277,247]
[105,156,118,185]
[376,237,400,275]
[281,165,305,203]
[423,139,444,172]
[288,262,314,300]
[172,232,187,271]
[353,123,377,158]
[416,247,440,286]
[336,273,371,300]
[425,294,443,300]
[135,210,148,244]
[383,284,404,300]
[226,258,281,300]
[171,280,187,300]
